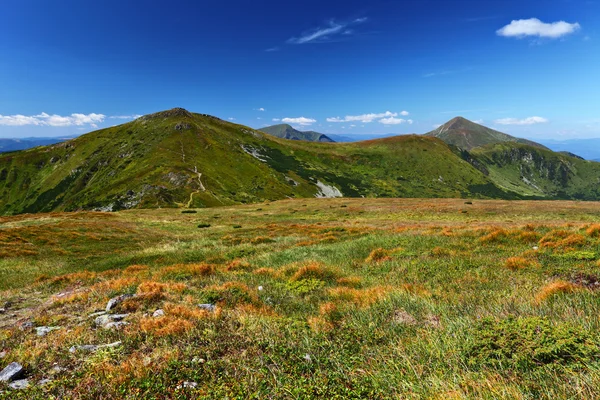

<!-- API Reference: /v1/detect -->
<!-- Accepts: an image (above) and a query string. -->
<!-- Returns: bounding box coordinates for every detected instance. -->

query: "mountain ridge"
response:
[259,124,334,142]
[425,116,549,151]
[1,109,599,215]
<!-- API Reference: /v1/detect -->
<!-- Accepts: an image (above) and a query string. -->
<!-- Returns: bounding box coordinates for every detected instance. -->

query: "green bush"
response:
[465,316,598,370]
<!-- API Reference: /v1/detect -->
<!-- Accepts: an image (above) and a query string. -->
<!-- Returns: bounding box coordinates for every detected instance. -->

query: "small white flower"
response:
[258,286,264,291]
[304,354,312,362]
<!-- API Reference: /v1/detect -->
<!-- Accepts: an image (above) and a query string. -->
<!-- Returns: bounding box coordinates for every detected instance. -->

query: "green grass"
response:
[1,198,600,398]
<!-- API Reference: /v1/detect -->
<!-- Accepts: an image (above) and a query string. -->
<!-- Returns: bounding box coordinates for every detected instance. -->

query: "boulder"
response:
[106,294,135,312]
[8,379,29,390]
[198,304,216,312]
[0,362,24,382]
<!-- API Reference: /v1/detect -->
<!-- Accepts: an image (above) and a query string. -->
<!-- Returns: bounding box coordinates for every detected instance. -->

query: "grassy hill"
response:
[259,124,334,142]
[1,109,600,216]
[426,117,548,151]
[1,199,600,398]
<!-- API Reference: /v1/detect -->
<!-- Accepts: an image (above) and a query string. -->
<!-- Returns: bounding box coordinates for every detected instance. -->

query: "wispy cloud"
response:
[327,110,409,123]
[265,47,280,52]
[282,117,316,126]
[0,112,106,127]
[497,18,580,39]
[272,118,281,122]
[494,116,548,125]
[287,17,368,44]
[228,117,236,121]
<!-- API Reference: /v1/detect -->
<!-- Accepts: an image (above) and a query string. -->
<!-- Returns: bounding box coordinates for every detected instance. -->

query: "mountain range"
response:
[1,108,599,215]
[0,137,75,153]
[258,124,334,142]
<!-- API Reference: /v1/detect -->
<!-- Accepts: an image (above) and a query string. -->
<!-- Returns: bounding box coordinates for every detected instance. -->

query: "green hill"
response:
[1,108,600,215]
[259,124,334,142]
[426,117,548,151]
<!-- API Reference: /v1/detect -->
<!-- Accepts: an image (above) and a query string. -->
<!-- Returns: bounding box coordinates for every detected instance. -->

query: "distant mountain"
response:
[327,133,399,142]
[259,124,334,142]
[0,137,72,153]
[1,108,600,215]
[425,117,548,151]
[539,138,600,161]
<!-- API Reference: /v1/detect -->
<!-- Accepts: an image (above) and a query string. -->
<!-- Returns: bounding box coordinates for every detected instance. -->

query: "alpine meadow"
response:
[2,0,600,399]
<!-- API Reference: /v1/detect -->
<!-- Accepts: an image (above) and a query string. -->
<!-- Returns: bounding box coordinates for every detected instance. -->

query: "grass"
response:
[1,198,600,398]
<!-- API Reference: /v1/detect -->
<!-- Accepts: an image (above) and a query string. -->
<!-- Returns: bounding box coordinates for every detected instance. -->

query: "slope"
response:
[259,124,334,142]
[469,142,600,199]
[0,108,515,215]
[426,117,548,151]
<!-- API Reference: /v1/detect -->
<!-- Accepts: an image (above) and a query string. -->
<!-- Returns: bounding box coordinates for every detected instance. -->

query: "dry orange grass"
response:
[336,276,362,288]
[535,280,579,303]
[307,316,334,333]
[504,257,535,271]
[586,224,600,238]
[226,259,253,272]
[253,267,277,276]
[91,277,138,294]
[137,281,187,295]
[139,316,194,337]
[539,230,586,250]
[328,286,392,308]
[479,228,508,244]
[290,261,337,282]
[365,248,392,263]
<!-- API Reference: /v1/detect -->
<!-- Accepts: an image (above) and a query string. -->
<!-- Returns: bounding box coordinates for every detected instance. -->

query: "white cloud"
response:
[327,111,398,123]
[497,18,580,39]
[494,116,548,125]
[259,107,265,111]
[474,119,484,124]
[400,110,410,116]
[0,112,106,127]
[272,118,281,122]
[379,117,412,125]
[282,117,316,126]
[228,117,236,121]
[287,18,368,44]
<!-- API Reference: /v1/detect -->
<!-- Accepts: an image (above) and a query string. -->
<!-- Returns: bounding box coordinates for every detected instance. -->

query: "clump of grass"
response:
[328,286,391,308]
[226,259,252,272]
[479,228,509,244]
[336,276,362,288]
[535,280,579,304]
[285,278,325,296]
[250,236,275,244]
[139,316,194,337]
[586,224,600,237]
[233,225,242,229]
[197,223,211,228]
[465,316,598,370]
[504,257,535,271]
[253,267,277,276]
[201,282,258,307]
[290,261,338,283]
[539,230,586,250]
[365,248,392,263]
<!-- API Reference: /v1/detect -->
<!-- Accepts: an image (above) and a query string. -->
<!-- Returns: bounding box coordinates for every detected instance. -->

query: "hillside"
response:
[1,109,600,215]
[259,124,334,142]
[469,143,600,199]
[426,117,548,151]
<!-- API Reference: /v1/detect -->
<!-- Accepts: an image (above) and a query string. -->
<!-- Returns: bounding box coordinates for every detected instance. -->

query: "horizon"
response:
[1,0,599,140]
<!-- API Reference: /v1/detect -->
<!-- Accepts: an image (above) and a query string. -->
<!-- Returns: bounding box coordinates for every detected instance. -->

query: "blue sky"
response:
[0,0,598,139]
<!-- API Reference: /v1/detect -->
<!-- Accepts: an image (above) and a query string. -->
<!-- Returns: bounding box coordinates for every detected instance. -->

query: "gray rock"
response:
[0,362,24,382]
[35,326,61,337]
[176,381,198,389]
[8,379,29,390]
[94,313,129,328]
[191,357,205,364]
[19,321,33,331]
[104,321,129,330]
[198,304,216,312]
[38,378,52,386]
[153,309,165,317]
[106,294,135,312]
[88,311,107,318]
[69,341,122,354]
[0,308,5,314]
[0,351,6,359]
[49,365,65,375]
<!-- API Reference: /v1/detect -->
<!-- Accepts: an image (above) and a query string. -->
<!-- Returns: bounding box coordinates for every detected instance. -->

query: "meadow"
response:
[1,198,600,399]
